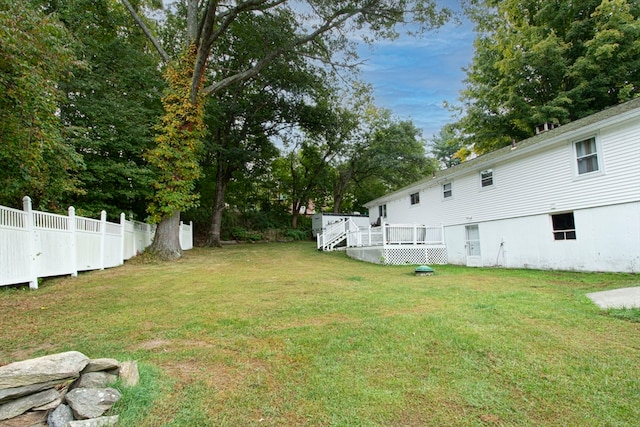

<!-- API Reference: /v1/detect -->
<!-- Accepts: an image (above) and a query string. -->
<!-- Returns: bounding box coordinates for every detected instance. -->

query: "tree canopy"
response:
[456,0,640,154]
[0,0,82,209]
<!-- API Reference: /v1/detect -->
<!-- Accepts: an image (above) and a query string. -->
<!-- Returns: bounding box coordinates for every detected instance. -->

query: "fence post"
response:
[413,224,418,245]
[130,214,137,256]
[68,206,78,277]
[22,196,38,289]
[120,213,126,265]
[100,210,106,270]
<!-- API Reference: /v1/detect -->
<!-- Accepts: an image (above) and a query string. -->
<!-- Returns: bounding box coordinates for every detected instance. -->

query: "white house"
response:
[360,98,640,273]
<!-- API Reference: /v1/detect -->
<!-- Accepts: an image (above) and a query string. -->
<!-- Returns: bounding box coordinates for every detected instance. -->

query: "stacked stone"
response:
[0,351,139,427]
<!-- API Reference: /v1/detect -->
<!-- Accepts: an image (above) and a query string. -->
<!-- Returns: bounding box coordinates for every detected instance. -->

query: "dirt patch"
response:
[133,339,173,351]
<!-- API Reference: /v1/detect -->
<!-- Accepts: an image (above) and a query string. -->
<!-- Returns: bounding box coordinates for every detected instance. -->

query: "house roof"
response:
[365,96,640,208]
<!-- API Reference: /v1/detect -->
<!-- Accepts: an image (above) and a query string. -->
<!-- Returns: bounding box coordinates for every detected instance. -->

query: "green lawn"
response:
[1,242,639,426]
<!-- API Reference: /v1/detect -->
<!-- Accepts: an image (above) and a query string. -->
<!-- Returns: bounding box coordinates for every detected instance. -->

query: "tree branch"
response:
[202,7,360,96]
[120,0,169,62]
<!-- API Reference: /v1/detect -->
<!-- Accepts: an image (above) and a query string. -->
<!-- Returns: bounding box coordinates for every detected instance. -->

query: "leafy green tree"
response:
[457,0,640,154]
[429,123,466,169]
[41,0,165,219]
[123,0,452,259]
[194,10,335,247]
[278,99,357,229]
[331,106,436,213]
[0,0,82,209]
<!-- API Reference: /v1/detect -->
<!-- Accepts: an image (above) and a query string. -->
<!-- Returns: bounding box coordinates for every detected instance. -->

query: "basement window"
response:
[551,212,576,240]
[410,192,420,205]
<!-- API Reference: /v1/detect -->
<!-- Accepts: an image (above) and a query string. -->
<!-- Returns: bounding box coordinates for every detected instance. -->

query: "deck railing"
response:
[317,218,360,251]
[346,223,444,248]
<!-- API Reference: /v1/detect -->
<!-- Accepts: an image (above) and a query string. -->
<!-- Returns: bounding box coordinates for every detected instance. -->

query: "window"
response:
[551,212,576,240]
[378,204,387,218]
[575,137,599,175]
[442,182,452,198]
[410,192,420,205]
[480,169,493,187]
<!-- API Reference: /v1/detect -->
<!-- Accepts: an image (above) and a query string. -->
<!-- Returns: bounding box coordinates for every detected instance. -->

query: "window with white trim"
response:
[480,169,493,187]
[575,137,599,175]
[378,204,387,218]
[410,192,420,205]
[551,212,576,240]
[442,182,452,198]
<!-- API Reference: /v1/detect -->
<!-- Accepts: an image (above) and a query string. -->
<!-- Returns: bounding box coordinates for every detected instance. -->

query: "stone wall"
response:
[0,351,139,427]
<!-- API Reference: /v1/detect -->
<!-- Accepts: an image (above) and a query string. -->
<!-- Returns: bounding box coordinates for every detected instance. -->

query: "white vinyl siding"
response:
[374,118,639,227]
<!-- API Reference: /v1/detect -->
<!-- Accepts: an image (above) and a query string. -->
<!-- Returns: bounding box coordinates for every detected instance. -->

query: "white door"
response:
[465,225,482,267]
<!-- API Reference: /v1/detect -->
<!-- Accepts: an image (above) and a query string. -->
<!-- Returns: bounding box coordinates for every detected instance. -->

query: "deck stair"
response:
[317,218,359,251]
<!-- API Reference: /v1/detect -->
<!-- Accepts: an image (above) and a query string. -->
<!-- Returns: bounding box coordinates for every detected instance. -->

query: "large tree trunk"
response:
[291,200,301,229]
[148,210,183,260]
[206,170,229,247]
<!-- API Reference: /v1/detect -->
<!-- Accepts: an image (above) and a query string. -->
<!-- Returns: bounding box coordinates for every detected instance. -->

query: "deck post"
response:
[382,222,387,248]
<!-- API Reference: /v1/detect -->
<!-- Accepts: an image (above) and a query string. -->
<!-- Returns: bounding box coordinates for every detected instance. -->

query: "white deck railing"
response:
[346,223,445,248]
[0,196,193,289]
[317,218,360,251]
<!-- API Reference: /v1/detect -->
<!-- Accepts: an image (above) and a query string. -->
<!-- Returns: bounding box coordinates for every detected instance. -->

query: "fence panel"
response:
[1,197,191,288]
[0,206,31,286]
[33,211,75,278]
[180,221,193,251]
[104,220,123,268]
[76,217,103,272]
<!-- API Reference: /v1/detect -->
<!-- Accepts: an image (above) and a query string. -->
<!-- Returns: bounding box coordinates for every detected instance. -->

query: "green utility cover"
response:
[415,266,434,273]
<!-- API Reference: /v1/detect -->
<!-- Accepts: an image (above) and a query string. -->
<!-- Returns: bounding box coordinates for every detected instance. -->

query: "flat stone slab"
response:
[587,287,640,309]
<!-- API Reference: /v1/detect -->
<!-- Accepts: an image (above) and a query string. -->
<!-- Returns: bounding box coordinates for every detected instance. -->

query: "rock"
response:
[0,352,89,389]
[71,373,117,390]
[82,359,119,374]
[65,388,121,420]
[47,404,74,427]
[67,415,119,427]
[0,389,60,421]
[0,379,67,404]
[118,361,139,388]
[0,410,47,427]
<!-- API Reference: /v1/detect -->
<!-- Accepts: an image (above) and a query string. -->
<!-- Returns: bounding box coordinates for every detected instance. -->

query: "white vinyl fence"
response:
[0,196,193,289]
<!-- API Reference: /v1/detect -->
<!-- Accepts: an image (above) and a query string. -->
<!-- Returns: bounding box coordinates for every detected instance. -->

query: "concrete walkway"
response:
[587,287,640,309]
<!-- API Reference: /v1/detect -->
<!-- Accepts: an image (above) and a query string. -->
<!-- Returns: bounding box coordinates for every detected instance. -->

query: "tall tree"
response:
[40,0,165,219]
[278,98,357,229]
[196,9,335,247]
[429,123,466,169]
[123,0,452,259]
[331,106,436,213]
[0,0,82,209]
[457,0,640,154]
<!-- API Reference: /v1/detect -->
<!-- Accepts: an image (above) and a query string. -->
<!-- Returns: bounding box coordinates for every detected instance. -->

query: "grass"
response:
[1,242,639,426]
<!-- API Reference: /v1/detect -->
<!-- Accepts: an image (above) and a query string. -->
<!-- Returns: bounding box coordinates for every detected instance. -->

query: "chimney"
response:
[535,122,559,134]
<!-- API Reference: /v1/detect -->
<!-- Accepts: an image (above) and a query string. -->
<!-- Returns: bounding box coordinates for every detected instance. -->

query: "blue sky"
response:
[356,17,476,141]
